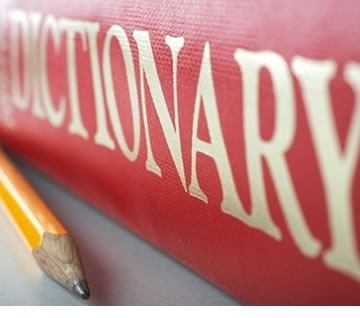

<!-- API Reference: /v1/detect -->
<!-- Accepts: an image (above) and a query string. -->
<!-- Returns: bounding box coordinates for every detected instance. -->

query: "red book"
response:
[0,0,359,304]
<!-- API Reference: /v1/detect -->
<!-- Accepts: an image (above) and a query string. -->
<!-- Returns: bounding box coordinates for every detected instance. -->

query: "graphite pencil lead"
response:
[73,279,90,300]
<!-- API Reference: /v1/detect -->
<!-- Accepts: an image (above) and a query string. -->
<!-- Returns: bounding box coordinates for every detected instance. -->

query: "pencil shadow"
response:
[72,235,119,305]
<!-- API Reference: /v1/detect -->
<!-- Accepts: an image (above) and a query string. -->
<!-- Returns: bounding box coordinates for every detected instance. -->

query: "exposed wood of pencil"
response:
[33,232,88,295]
[0,150,90,299]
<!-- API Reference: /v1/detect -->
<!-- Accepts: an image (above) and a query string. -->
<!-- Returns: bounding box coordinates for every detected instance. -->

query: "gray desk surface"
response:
[0,158,238,305]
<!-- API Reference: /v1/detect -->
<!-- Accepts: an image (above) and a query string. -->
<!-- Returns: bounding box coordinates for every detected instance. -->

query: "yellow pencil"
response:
[0,149,90,299]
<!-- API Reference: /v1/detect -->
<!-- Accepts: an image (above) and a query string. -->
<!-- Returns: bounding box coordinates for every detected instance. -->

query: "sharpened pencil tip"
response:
[33,233,90,299]
[72,279,90,300]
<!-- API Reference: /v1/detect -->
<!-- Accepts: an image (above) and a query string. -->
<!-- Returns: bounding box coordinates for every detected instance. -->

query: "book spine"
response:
[0,0,360,304]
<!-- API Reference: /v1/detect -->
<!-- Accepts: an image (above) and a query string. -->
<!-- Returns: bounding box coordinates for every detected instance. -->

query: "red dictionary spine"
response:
[0,0,360,304]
